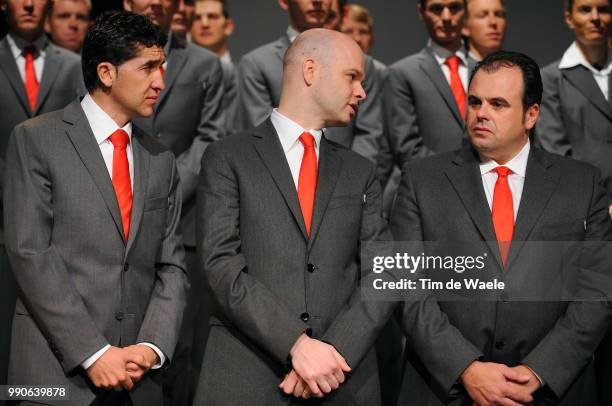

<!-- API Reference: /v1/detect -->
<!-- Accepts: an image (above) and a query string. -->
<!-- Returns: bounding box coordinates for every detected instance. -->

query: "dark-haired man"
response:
[0,0,84,390]
[392,51,612,406]
[4,10,188,406]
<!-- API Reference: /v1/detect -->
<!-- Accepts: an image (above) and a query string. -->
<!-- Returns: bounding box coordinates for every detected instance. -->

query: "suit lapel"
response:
[125,127,150,255]
[445,147,503,268]
[63,100,126,242]
[308,136,342,250]
[418,48,464,127]
[0,38,31,116]
[34,43,63,115]
[505,149,559,269]
[608,73,612,112]
[252,119,309,241]
[562,66,612,121]
[156,35,188,112]
[274,35,291,62]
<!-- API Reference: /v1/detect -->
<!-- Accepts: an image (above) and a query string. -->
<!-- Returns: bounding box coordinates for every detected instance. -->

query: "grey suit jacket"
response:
[391,146,612,405]
[235,34,383,164]
[0,35,84,243]
[4,100,189,406]
[194,118,396,405]
[384,47,476,168]
[537,61,612,203]
[133,33,225,247]
[221,57,238,133]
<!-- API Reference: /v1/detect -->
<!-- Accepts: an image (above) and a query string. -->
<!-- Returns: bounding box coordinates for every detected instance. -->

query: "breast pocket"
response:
[538,218,585,240]
[144,196,168,212]
[328,194,363,209]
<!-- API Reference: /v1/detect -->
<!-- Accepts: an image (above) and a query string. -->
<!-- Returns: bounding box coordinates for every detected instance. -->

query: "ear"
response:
[564,10,575,31]
[44,15,51,34]
[462,24,471,37]
[97,62,117,89]
[224,18,235,37]
[524,103,540,131]
[0,0,6,13]
[123,0,132,12]
[417,3,424,22]
[278,0,289,12]
[302,58,316,86]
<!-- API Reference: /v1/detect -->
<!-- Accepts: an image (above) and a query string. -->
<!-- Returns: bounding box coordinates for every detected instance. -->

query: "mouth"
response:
[348,103,358,116]
[473,126,492,135]
[307,10,326,19]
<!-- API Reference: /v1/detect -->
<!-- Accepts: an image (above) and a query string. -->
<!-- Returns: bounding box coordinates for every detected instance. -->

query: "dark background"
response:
[0,1,574,67]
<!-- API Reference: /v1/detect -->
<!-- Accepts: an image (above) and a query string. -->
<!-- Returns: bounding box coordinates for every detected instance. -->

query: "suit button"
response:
[300,312,309,322]
[123,263,129,272]
[307,263,316,273]
[495,341,505,350]
[115,312,124,321]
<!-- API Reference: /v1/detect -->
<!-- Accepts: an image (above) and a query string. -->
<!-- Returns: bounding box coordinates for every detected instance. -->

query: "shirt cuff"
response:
[138,342,165,369]
[81,344,111,370]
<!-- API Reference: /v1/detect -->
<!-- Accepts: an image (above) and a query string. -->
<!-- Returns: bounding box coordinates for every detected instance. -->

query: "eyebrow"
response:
[140,58,165,69]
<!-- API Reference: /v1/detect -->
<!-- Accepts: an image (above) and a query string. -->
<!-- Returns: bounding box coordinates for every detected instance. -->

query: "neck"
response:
[10,30,42,44]
[468,44,486,61]
[479,138,528,165]
[90,90,131,128]
[210,43,228,58]
[277,100,324,131]
[435,38,462,54]
[576,40,609,69]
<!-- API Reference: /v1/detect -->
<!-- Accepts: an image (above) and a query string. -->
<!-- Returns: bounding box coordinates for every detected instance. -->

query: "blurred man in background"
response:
[44,0,91,53]
[462,0,506,61]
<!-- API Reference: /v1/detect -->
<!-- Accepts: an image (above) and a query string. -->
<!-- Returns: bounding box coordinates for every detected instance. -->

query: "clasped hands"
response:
[279,333,351,399]
[86,345,159,391]
[461,361,542,406]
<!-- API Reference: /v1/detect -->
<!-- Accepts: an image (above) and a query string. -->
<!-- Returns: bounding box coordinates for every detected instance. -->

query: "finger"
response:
[505,383,534,404]
[498,397,525,406]
[333,369,345,385]
[292,378,305,398]
[127,369,144,382]
[281,372,298,395]
[121,373,134,391]
[502,367,530,384]
[305,378,322,398]
[325,374,340,390]
[316,376,332,394]
[123,352,150,369]
[332,350,351,372]
[126,362,142,372]
[278,373,288,388]
[303,388,311,400]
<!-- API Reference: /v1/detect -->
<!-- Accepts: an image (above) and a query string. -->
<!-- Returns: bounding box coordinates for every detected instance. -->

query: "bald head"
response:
[278,28,366,130]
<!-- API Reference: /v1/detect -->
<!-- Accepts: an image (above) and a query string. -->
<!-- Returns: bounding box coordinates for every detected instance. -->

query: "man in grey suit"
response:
[392,51,612,406]
[195,29,395,405]
[235,0,383,164]
[4,11,188,405]
[0,0,84,391]
[123,1,225,404]
[536,1,612,404]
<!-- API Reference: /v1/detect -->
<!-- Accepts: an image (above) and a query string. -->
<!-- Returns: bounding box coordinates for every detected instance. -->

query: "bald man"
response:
[194,29,395,405]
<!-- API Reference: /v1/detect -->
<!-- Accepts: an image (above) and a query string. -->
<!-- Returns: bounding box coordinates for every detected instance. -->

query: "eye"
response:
[578,5,592,14]
[468,97,481,107]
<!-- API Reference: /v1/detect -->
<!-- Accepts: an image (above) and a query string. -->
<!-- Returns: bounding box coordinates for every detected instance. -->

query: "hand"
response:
[279,369,311,399]
[508,365,542,395]
[461,361,533,406]
[289,334,351,398]
[123,345,159,382]
[608,204,612,218]
[86,346,145,390]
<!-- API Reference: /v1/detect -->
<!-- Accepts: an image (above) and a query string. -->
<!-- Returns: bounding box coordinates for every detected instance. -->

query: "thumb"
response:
[123,351,150,369]
[502,367,530,383]
[332,349,351,372]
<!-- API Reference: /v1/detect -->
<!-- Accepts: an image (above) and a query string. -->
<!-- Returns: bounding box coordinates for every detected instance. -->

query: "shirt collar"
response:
[270,108,323,153]
[220,50,232,64]
[480,140,530,177]
[427,37,468,67]
[286,26,301,43]
[7,32,48,59]
[81,94,133,145]
[559,42,612,75]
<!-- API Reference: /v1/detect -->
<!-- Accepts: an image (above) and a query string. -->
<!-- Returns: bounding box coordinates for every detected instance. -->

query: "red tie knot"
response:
[23,45,37,58]
[109,129,130,149]
[494,166,512,177]
[299,132,316,149]
[445,55,461,70]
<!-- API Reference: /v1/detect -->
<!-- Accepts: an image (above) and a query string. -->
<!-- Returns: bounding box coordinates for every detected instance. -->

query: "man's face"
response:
[323,0,341,30]
[44,0,90,52]
[279,0,331,32]
[565,0,612,47]
[111,46,165,119]
[190,0,233,50]
[418,0,466,48]
[467,66,538,163]
[463,0,506,56]
[171,0,194,38]
[341,17,373,54]
[314,40,366,126]
[3,0,48,40]
[124,0,176,32]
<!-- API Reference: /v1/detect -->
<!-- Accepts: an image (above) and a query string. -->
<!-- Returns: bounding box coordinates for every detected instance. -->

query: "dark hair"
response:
[469,51,543,110]
[81,11,167,92]
[566,0,612,11]
[419,0,467,8]
[195,0,230,18]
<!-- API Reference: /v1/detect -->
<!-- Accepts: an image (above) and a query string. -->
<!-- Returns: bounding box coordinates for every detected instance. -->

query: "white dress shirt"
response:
[559,42,612,101]
[79,94,165,370]
[286,25,300,43]
[270,109,323,189]
[427,38,469,93]
[480,141,530,221]
[6,33,47,83]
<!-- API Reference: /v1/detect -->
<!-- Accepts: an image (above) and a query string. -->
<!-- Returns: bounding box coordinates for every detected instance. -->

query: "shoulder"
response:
[325,137,375,175]
[48,42,81,66]
[541,60,561,78]
[389,51,423,71]
[185,42,220,65]
[240,39,280,64]
[536,147,597,176]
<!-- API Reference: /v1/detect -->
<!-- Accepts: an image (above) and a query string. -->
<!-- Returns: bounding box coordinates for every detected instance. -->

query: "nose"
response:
[441,6,452,21]
[354,81,366,101]
[68,15,78,29]
[487,14,498,27]
[177,0,185,12]
[590,8,600,21]
[23,0,34,11]
[154,67,165,91]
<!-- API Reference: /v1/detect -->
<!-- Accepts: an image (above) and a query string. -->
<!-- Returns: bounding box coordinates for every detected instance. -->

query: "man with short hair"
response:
[324,0,347,30]
[171,0,194,40]
[195,28,395,405]
[393,51,612,406]
[44,0,91,53]
[190,0,237,130]
[0,0,84,390]
[236,0,384,164]
[123,1,225,404]
[462,0,506,61]
[4,10,189,405]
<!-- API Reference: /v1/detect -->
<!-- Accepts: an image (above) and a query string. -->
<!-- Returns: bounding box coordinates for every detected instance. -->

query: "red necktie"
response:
[298,132,317,236]
[492,166,514,265]
[24,46,39,112]
[160,65,165,76]
[445,55,466,119]
[109,130,132,240]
